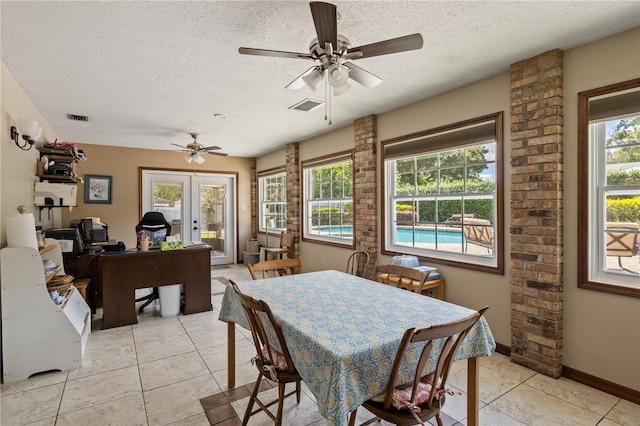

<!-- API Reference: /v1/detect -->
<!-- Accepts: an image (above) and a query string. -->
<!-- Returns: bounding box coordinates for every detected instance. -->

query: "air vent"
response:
[288,98,325,112]
[66,113,89,122]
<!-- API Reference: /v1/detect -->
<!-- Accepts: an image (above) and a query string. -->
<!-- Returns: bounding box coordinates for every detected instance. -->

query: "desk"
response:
[377,274,445,300]
[100,247,212,329]
[219,270,494,426]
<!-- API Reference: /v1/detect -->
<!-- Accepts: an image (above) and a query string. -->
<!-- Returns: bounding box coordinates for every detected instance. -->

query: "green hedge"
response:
[606,196,640,224]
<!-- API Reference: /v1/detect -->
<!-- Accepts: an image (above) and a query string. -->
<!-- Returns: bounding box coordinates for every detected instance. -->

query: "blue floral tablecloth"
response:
[219,270,495,426]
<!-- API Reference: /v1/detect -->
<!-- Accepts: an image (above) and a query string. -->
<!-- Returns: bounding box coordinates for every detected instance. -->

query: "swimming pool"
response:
[313,225,464,243]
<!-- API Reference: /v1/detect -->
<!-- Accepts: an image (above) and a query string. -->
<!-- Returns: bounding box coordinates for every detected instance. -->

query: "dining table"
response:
[218,270,495,426]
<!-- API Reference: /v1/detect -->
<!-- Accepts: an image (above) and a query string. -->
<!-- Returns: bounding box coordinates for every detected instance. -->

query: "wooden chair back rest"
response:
[374,263,430,293]
[248,257,304,280]
[606,222,639,256]
[230,280,296,374]
[279,231,293,249]
[346,250,371,278]
[380,306,489,411]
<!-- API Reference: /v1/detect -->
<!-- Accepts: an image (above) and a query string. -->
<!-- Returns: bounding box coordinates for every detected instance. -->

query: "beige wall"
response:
[562,28,640,390]
[256,28,640,391]
[1,63,59,246]
[60,144,253,252]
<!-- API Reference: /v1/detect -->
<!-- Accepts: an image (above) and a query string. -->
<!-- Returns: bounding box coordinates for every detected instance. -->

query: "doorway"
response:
[141,169,236,265]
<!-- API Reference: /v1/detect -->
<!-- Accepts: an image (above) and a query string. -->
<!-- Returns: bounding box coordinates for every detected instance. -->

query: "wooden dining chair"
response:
[349,306,489,426]
[263,231,293,260]
[374,263,431,294]
[248,257,304,280]
[346,250,371,278]
[230,280,302,426]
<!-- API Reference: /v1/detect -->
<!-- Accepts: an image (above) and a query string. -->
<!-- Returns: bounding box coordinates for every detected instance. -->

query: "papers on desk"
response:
[183,241,209,249]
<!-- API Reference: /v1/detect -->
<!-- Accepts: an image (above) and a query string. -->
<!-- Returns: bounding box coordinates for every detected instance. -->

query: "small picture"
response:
[85,175,112,204]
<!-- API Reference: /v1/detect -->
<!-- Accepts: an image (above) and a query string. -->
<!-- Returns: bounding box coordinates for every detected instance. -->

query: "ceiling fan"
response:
[239,1,424,123]
[171,133,228,164]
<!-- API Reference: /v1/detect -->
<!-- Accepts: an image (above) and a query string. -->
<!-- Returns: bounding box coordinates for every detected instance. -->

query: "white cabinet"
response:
[1,239,91,383]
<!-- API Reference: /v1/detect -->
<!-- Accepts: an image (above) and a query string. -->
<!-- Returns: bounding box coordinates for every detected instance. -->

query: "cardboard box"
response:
[160,241,184,251]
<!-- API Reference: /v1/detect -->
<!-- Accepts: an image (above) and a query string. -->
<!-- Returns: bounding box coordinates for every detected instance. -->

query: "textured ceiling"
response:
[2,1,639,157]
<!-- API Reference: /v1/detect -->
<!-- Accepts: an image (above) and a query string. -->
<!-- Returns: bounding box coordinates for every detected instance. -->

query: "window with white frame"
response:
[578,80,640,297]
[302,153,354,246]
[382,113,503,273]
[258,171,286,233]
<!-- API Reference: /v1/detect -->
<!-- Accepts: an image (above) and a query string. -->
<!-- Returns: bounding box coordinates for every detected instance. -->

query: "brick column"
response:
[509,49,564,378]
[250,158,257,238]
[285,142,301,258]
[353,115,378,278]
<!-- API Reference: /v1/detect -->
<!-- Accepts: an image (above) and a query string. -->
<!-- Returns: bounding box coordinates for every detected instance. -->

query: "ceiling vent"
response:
[66,113,89,122]
[288,98,325,112]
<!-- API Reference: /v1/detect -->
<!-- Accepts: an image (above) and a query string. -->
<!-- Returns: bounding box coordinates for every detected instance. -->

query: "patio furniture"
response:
[606,222,639,273]
[462,218,494,253]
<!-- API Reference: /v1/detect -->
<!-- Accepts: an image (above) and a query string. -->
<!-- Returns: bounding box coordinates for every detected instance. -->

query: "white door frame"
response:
[141,169,237,265]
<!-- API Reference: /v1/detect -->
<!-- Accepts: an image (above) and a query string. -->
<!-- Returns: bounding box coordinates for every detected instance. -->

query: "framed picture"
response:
[85,175,112,204]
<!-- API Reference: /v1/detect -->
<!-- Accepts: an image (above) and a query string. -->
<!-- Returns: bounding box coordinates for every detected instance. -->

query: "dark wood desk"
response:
[99,247,212,329]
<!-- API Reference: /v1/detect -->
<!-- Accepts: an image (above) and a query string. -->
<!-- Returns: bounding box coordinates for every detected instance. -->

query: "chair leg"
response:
[348,409,357,426]
[276,382,286,426]
[242,374,263,426]
[296,380,301,403]
[436,413,444,426]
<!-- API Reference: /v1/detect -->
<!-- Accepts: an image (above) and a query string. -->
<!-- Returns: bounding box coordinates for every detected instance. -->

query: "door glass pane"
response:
[200,183,225,255]
[153,182,183,239]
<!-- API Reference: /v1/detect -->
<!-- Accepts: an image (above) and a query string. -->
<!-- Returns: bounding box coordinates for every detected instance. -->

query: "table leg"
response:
[467,357,480,426]
[227,322,236,388]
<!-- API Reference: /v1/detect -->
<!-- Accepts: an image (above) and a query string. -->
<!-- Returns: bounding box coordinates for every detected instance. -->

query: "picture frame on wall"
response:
[85,174,112,204]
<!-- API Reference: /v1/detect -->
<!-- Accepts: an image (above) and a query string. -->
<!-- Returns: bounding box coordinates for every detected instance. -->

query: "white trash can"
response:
[158,284,181,317]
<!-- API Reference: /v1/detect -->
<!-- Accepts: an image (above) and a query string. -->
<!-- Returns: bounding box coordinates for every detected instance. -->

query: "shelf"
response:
[40,243,58,255]
[45,266,63,283]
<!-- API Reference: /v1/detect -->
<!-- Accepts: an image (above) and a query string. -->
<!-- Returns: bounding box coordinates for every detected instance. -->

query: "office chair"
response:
[134,212,172,314]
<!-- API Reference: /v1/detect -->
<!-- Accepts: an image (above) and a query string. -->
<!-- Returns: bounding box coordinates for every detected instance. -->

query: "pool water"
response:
[314,226,464,244]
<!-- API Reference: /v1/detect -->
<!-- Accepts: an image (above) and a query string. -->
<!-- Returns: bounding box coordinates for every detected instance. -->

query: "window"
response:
[382,113,503,273]
[578,79,640,297]
[302,152,354,246]
[258,170,286,232]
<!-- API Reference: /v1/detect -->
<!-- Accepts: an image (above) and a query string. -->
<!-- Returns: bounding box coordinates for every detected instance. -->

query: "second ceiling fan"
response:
[171,133,228,164]
[239,1,424,102]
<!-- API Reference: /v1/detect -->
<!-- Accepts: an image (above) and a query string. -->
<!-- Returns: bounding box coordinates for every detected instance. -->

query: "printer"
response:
[70,217,109,243]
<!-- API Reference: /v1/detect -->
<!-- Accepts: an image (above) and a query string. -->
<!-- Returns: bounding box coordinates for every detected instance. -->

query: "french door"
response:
[141,170,236,265]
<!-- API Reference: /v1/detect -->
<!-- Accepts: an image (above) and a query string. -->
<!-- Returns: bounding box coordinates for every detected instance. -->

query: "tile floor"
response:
[1,264,639,426]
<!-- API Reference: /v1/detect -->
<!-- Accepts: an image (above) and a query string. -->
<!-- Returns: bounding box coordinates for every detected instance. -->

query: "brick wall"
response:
[509,49,564,378]
[285,142,301,258]
[353,115,378,278]
[250,158,257,239]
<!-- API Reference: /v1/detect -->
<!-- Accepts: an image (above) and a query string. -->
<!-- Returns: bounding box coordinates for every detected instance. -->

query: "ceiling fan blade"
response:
[206,151,228,157]
[171,143,188,149]
[239,47,313,60]
[347,33,423,59]
[201,145,221,151]
[343,62,382,88]
[310,2,337,53]
[285,67,317,90]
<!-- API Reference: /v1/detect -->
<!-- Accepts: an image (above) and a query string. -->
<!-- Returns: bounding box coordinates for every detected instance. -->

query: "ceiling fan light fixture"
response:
[327,63,349,87]
[302,68,324,91]
[185,154,194,164]
[193,153,205,164]
[332,81,351,96]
